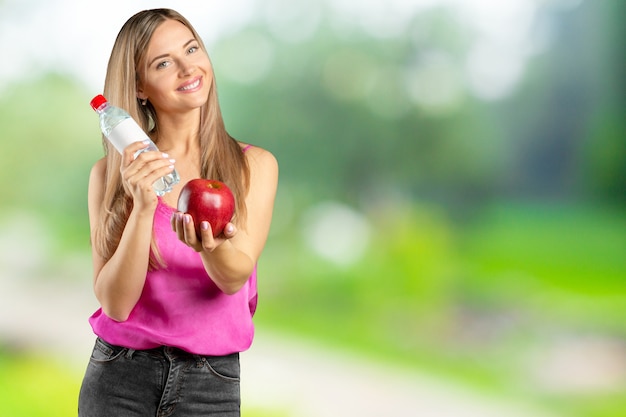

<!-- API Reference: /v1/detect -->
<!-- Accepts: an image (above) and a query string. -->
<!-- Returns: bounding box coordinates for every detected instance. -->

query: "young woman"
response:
[78,8,278,416]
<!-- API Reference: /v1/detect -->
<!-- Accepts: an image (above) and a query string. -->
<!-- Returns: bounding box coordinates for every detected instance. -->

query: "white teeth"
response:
[180,79,200,91]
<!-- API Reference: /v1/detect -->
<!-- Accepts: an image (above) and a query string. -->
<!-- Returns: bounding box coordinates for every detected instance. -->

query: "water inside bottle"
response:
[152,169,180,196]
[134,147,180,196]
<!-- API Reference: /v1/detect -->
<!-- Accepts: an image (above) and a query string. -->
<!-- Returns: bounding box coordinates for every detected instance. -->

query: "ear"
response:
[136,83,147,101]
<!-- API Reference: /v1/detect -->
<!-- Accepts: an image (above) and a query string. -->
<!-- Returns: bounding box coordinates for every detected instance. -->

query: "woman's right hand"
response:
[120,141,176,210]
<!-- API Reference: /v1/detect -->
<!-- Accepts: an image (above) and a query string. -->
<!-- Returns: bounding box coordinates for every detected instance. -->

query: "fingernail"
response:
[162,153,169,158]
[169,158,176,163]
[201,221,209,230]
[184,215,191,224]
[226,224,234,234]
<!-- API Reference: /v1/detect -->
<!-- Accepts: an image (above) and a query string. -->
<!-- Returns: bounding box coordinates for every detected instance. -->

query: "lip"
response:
[177,76,202,92]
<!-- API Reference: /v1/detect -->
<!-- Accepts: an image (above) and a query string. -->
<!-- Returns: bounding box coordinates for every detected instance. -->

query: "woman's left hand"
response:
[170,212,237,252]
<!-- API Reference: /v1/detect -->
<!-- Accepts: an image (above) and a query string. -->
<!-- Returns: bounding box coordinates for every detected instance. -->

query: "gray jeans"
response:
[78,338,240,417]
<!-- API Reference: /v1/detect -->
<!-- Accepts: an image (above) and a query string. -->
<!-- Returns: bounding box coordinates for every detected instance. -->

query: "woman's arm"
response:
[89,142,176,321]
[172,146,279,294]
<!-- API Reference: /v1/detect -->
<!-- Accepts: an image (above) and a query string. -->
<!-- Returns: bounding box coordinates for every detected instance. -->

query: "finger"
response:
[124,158,175,190]
[122,141,151,168]
[170,212,179,231]
[131,152,175,174]
[199,221,214,240]
[143,160,176,184]
[222,222,236,238]
[123,144,173,175]
[171,212,185,240]
[183,214,201,246]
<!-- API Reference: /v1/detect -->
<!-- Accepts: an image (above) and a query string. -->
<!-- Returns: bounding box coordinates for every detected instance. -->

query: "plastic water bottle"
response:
[90,94,180,196]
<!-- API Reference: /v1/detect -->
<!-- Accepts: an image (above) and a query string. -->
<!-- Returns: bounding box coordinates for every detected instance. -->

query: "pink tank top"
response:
[89,146,258,356]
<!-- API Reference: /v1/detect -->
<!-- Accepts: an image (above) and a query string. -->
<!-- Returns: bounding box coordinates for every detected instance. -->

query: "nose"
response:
[180,59,196,76]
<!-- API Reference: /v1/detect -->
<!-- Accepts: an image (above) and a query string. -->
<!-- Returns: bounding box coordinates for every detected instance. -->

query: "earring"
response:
[141,99,147,106]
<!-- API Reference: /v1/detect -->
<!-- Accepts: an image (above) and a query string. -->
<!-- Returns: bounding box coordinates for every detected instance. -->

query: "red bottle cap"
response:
[90,94,108,111]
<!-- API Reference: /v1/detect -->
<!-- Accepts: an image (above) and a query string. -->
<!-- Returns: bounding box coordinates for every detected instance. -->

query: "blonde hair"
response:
[94,8,249,269]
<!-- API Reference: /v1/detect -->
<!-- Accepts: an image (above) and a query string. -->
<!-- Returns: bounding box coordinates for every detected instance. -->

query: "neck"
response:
[153,109,201,155]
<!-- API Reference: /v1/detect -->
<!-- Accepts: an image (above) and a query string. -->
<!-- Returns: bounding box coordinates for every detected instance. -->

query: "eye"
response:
[156,60,171,69]
[187,45,199,54]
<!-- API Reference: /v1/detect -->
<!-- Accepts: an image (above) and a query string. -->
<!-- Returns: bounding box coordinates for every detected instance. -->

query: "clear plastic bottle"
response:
[90,94,180,196]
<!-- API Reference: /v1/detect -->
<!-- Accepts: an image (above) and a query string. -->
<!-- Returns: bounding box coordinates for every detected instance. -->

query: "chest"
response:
[160,158,202,209]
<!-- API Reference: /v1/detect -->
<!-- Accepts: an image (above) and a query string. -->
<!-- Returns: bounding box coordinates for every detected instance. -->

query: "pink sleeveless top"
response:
[89,145,258,356]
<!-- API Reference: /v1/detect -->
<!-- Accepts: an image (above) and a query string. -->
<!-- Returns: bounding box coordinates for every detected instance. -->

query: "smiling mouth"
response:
[178,78,201,91]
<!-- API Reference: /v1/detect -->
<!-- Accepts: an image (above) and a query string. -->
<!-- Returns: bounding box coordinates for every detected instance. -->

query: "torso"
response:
[157,141,250,209]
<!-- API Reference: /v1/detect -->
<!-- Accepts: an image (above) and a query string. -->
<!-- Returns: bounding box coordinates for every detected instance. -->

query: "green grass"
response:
[2,200,624,417]
[0,352,82,417]
[457,201,626,335]
[1,201,624,416]
[256,200,626,416]
[0,351,288,417]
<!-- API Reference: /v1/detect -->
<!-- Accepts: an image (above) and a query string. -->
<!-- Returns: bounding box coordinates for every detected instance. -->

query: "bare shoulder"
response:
[241,144,278,173]
[90,157,107,181]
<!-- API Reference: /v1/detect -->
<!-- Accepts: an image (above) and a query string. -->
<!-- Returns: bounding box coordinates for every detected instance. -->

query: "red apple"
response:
[177,179,235,238]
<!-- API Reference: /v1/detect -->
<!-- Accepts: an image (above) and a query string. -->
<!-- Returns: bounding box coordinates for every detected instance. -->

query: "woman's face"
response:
[138,19,213,114]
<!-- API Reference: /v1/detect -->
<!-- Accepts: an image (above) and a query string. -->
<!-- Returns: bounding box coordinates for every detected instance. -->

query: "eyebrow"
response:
[149,39,197,67]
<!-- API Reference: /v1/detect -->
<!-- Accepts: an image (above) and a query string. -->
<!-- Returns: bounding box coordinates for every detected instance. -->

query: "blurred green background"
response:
[0,0,624,416]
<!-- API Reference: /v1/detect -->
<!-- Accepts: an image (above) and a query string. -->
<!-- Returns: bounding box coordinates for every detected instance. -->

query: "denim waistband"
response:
[95,337,238,361]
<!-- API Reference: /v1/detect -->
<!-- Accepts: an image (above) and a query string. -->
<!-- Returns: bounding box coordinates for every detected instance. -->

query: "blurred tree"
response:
[0,0,622,243]
[215,6,494,208]
[581,0,626,201]
[213,0,624,211]
[0,73,100,248]
[495,0,625,202]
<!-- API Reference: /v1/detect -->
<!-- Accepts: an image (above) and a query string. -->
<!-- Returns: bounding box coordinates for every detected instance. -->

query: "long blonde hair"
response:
[94,8,249,268]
